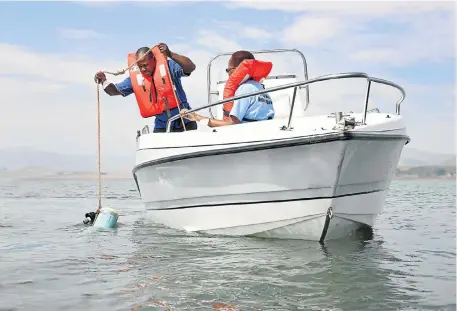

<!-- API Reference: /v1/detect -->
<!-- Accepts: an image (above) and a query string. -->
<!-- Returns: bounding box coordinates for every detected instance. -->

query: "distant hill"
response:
[0,147,133,173]
[441,157,457,166]
[398,147,455,167]
[396,165,456,179]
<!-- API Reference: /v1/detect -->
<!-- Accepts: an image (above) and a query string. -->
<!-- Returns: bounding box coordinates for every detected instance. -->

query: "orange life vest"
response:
[222,59,273,121]
[128,46,180,118]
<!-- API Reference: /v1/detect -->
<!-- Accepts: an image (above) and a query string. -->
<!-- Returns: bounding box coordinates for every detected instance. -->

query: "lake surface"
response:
[0,178,455,311]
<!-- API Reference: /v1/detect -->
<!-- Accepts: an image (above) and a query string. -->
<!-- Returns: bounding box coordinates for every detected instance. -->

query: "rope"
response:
[101,45,187,130]
[96,83,102,213]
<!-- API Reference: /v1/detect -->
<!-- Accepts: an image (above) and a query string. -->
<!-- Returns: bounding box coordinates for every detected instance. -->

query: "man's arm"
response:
[158,43,196,75]
[170,51,196,75]
[104,77,133,97]
[205,115,240,127]
[204,85,253,127]
[103,83,122,96]
[180,84,255,127]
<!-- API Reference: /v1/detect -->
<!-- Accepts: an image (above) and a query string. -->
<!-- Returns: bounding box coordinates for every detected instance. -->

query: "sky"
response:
[0,0,455,157]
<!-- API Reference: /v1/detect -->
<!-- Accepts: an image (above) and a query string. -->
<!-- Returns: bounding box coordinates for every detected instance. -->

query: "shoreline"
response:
[394,176,455,181]
[394,176,456,181]
[39,173,132,180]
[0,173,455,182]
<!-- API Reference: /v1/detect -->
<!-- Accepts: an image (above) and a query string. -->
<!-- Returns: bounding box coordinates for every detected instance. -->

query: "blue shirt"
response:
[229,80,275,122]
[114,59,192,130]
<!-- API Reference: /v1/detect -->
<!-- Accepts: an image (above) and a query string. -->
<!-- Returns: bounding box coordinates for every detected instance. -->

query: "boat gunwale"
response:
[132,131,410,175]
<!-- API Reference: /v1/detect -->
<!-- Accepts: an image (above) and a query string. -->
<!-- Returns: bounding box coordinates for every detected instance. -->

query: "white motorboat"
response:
[132,49,410,242]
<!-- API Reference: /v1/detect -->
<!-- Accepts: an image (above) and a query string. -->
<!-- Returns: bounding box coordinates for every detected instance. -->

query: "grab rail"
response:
[206,49,310,118]
[166,72,406,133]
[370,77,406,115]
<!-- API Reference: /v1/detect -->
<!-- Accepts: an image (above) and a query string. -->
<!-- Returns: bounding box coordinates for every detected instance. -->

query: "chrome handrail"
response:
[370,77,406,115]
[166,72,406,133]
[206,49,310,118]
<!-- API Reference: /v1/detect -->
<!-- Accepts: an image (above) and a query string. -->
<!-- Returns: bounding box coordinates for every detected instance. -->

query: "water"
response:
[0,178,455,311]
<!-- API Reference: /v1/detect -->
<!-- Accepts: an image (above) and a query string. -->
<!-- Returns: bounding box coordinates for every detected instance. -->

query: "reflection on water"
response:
[0,178,455,311]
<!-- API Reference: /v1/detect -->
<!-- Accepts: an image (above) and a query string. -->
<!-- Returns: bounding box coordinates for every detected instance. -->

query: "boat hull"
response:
[133,126,408,241]
[144,190,387,241]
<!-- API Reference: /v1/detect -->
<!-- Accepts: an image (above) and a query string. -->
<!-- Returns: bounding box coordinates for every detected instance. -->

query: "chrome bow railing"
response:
[166,72,406,133]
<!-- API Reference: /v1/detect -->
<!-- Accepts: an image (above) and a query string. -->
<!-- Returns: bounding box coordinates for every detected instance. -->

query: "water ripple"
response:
[0,179,455,311]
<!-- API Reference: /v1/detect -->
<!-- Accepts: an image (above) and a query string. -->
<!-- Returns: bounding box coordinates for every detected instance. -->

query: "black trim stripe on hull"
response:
[145,189,384,211]
[136,129,406,151]
[133,132,410,174]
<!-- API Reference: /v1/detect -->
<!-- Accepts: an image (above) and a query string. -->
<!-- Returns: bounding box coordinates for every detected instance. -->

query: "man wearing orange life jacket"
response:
[94,43,197,133]
[180,50,275,127]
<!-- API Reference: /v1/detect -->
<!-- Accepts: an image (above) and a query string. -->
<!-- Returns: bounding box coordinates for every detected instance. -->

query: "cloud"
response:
[226,1,453,16]
[281,16,342,46]
[243,27,274,39]
[76,0,193,8]
[58,28,105,40]
[0,43,123,86]
[0,77,68,95]
[0,43,134,156]
[346,11,454,66]
[272,2,454,67]
[75,0,115,7]
[350,49,398,62]
[196,30,242,52]
[0,74,137,154]
[227,0,454,66]
[210,20,274,40]
[132,1,193,7]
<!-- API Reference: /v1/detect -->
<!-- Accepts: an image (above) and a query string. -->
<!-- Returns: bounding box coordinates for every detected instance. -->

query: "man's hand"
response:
[93,72,123,96]
[94,71,106,84]
[158,43,196,74]
[158,43,172,58]
[180,109,201,121]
